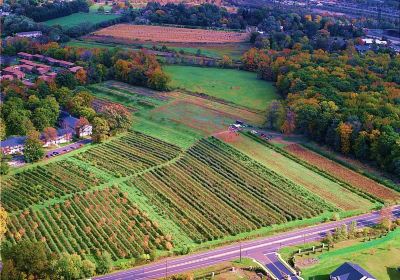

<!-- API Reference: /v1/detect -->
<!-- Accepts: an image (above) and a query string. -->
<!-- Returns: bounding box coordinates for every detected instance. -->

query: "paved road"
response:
[95,206,400,280]
[45,138,92,158]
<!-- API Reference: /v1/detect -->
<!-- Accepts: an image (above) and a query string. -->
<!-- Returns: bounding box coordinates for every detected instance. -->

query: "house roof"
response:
[331,262,376,280]
[62,115,79,128]
[0,136,26,148]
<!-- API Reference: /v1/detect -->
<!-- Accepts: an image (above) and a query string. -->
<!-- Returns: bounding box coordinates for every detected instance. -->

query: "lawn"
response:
[164,65,278,111]
[216,133,374,211]
[43,12,120,28]
[299,229,400,280]
[89,4,113,13]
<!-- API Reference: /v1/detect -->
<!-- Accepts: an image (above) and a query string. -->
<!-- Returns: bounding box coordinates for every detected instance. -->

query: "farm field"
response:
[6,187,172,260]
[4,132,343,262]
[128,137,336,243]
[1,160,106,212]
[43,12,120,28]
[92,24,249,43]
[285,144,400,202]
[294,229,400,280]
[216,133,375,211]
[87,81,167,111]
[74,132,181,177]
[165,66,278,111]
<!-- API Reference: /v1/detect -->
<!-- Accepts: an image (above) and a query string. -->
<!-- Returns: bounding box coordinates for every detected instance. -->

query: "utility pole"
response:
[239,242,242,262]
[165,259,168,278]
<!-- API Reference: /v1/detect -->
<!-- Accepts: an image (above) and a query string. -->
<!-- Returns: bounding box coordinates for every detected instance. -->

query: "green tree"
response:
[0,118,6,140]
[147,68,170,91]
[265,100,285,130]
[0,152,11,175]
[56,70,77,89]
[1,240,51,279]
[101,104,132,134]
[51,252,95,280]
[98,5,105,13]
[24,130,45,163]
[96,251,113,274]
[92,116,110,143]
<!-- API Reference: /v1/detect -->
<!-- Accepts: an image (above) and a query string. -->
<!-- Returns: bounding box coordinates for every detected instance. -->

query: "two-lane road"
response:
[95,206,400,280]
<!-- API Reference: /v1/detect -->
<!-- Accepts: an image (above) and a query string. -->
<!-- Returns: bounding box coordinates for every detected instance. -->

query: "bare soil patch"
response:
[92,24,249,43]
[285,144,400,201]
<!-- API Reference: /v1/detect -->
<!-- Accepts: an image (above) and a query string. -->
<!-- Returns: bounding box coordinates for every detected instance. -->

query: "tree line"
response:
[242,46,400,175]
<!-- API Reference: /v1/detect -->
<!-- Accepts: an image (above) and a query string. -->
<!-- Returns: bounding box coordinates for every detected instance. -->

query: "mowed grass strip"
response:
[165,65,278,111]
[300,229,400,280]
[43,12,120,28]
[216,133,374,211]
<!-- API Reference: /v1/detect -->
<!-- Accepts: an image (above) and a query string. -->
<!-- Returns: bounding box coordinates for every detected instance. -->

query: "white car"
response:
[251,130,258,134]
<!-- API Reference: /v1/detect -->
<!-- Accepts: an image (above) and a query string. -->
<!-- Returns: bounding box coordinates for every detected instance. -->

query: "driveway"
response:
[45,138,92,159]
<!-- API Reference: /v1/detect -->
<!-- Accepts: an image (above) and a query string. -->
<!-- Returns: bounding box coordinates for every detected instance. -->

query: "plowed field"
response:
[93,24,249,43]
[285,144,400,201]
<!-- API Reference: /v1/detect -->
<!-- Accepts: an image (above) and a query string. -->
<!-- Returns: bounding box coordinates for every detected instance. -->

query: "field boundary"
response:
[175,88,265,114]
[301,143,400,192]
[243,132,383,205]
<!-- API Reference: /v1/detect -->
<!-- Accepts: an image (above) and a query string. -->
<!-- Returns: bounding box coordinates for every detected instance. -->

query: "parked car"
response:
[251,130,258,134]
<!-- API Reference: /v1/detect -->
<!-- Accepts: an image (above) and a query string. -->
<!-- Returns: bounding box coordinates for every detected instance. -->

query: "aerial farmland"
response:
[1,1,399,280]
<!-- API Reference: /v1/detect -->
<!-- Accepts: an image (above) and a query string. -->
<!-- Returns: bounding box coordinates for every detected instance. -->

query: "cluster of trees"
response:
[3,39,170,90]
[323,210,400,248]
[248,12,364,51]
[3,0,89,22]
[243,47,400,175]
[0,0,128,40]
[138,3,239,28]
[1,240,113,280]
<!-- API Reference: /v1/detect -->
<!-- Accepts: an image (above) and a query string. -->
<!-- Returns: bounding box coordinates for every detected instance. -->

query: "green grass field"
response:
[298,229,400,280]
[217,133,374,211]
[43,12,120,28]
[89,4,113,13]
[165,66,278,111]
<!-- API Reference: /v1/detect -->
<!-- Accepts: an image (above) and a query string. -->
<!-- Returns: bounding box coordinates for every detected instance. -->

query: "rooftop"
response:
[331,262,376,280]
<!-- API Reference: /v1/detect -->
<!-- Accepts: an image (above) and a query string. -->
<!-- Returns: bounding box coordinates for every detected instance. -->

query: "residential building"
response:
[69,66,84,73]
[330,262,376,280]
[17,52,34,60]
[22,80,35,87]
[0,136,26,155]
[32,54,45,61]
[61,114,93,137]
[15,31,43,38]
[42,128,74,147]
[3,66,25,79]
[0,74,14,81]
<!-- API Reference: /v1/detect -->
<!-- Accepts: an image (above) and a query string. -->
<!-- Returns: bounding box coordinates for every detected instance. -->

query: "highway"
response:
[95,205,400,280]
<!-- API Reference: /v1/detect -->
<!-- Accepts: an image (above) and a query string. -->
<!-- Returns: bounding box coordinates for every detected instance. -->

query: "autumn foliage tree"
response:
[42,127,58,143]
[100,104,132,134]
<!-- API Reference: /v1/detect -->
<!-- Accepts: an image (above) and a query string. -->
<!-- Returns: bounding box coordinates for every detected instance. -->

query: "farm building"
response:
[3,66,25,79]
[42,128,74,147]
[60,114,93,137]
[0,136,26,155]
[22,80,35,87]
[15,31,42,38]
[0,74,14,81]
[69,66,83,73]
[1,128,75,155]
[330,262,376,280]
[17,52,34,60]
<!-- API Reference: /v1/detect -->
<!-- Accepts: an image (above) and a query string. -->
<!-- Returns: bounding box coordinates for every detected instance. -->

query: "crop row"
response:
[2,160,106,212]
[128,138,336,243]
[74,131,181,176]
[6,187,172,260]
